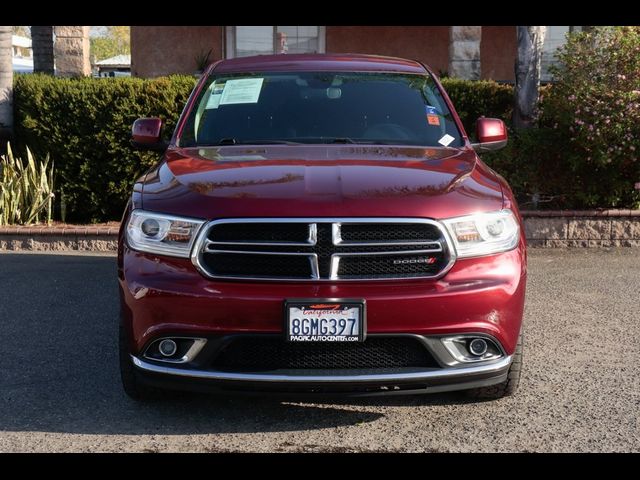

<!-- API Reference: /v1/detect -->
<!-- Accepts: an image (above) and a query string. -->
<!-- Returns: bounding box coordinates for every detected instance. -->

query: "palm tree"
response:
[513,26,547,129]
[0,26,13,143]
[31,26,54,74]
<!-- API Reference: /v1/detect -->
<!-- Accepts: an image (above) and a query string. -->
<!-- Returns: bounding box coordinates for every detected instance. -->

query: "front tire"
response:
[119,320,164,401]
[464,332,524,400]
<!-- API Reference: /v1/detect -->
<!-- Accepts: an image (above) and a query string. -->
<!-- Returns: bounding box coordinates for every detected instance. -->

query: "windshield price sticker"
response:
[219,78,264,105]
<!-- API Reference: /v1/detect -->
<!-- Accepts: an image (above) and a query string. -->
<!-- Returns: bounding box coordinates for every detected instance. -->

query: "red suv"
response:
[118,54,526,400]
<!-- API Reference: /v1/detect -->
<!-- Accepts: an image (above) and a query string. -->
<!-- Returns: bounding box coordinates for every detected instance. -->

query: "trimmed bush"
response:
[480,126,575,209]
[14,74,196,222]
[13,74,513,222]
[440,78,513,136]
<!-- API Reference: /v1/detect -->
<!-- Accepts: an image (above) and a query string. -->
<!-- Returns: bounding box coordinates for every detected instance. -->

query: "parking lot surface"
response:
[0,249,638,452]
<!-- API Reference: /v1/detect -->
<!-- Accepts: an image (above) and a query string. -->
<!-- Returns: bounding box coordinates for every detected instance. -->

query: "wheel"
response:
[464,332,524,400]
[119,319,164,401]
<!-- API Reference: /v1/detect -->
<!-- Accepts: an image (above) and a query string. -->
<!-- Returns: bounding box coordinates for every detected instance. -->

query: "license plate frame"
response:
[284,298,366,342]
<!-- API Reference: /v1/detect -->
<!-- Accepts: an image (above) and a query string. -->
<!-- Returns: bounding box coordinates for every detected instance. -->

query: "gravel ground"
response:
[0,249,638,453]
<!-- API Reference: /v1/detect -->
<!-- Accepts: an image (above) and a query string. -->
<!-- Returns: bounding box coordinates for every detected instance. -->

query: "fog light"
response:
[158,339,178,357]
[469,338,488,356]
[439,335,503,363]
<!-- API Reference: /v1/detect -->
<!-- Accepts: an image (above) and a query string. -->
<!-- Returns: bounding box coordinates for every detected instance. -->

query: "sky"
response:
[90,26,109,38]
[15,26,111,38]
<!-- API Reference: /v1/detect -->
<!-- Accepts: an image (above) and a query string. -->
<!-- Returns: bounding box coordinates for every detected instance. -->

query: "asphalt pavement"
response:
[0,249,638,452]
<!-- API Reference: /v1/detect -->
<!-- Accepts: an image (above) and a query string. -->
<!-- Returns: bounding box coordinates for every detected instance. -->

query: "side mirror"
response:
[472,118,508,153]
[131,118,168,152]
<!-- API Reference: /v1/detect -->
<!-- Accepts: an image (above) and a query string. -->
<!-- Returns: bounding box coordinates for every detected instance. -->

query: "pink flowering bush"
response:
[542,26,640,208]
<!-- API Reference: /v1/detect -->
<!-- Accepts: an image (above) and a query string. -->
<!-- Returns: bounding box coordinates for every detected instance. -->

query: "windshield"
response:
[179,71,464,148]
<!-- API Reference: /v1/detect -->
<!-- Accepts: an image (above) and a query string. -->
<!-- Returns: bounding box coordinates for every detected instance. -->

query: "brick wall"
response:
[131,26,224,78]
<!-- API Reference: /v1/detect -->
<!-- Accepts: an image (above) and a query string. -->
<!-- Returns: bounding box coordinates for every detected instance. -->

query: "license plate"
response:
[285,299,366,342]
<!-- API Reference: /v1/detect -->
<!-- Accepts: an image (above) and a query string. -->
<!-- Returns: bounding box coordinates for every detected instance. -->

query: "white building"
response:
[12,35,34,73]
[94,54,131,77]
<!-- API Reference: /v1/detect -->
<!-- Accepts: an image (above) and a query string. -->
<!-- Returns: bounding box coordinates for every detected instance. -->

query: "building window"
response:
[541,26,582,81]
[226,26,325,58]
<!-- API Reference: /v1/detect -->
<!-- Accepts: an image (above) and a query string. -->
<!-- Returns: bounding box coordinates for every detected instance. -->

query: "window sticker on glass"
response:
[203,82,226,110]
[206,94,222,109]
[219,78,264,105]
[427,114,440,126]
[438,134,455,146]
[425,105,441,125]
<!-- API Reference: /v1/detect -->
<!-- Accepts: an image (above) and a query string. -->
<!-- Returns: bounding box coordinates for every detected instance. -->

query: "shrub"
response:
[0,143,54,225]
[13,74,515,222]
[483,28,640,210]
[480,127,576,209]
[13,74,197,223]
[440,78,513,136]
[541,26,640,208]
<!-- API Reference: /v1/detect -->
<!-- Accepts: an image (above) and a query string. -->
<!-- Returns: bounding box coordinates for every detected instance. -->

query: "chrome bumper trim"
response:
[132,354,512,384]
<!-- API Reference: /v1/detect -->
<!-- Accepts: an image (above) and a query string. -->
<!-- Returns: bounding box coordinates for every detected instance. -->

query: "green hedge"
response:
[14,74,197,222]
[440,78,513,136]
[14,75,513,222]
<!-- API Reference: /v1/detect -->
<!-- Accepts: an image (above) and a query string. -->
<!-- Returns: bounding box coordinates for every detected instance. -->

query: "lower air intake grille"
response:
[212,336,438,371]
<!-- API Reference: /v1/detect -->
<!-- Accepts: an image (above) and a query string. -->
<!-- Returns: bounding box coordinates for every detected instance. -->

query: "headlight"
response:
[441,209,520,257]
[126,210,205,258]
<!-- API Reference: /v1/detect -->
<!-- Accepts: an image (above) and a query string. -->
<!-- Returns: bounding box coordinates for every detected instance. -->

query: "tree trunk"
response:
[31,26,55,75]
[513,26,547,130]
[0,26,13,143]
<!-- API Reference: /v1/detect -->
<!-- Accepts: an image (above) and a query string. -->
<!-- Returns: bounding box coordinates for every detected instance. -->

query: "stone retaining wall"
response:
[523,210,640,247]
[1,211,639,252]
[0,226,118,252]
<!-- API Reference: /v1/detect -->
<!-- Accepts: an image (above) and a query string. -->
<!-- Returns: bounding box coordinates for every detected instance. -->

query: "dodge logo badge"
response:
[393,257,436,265]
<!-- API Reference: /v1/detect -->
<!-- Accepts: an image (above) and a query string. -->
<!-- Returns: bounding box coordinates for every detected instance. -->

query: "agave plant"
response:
[194,48,213,73]
[0,143,55,225]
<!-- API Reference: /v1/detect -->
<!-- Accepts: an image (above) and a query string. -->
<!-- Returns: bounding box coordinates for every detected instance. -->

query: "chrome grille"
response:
[192,218,455,281]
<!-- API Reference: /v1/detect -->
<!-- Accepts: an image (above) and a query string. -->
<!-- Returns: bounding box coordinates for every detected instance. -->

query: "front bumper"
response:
[119,245,526,353]
[131,353,512,396]
[119,241,526,396]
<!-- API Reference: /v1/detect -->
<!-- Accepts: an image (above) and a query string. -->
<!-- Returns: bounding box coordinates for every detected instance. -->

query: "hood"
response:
[140,145,503,219]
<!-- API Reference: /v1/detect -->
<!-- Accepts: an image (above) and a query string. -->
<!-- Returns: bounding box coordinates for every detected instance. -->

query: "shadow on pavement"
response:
[0,253,464,436]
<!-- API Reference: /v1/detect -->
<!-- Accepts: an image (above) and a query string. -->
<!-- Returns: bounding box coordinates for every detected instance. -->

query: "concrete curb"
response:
[1,210,640,251]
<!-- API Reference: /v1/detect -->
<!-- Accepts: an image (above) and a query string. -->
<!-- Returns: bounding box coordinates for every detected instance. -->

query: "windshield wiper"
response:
[278,137,413,145]
[214,138,301,146]
[211,137,436,147]
[277,136,357,144]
